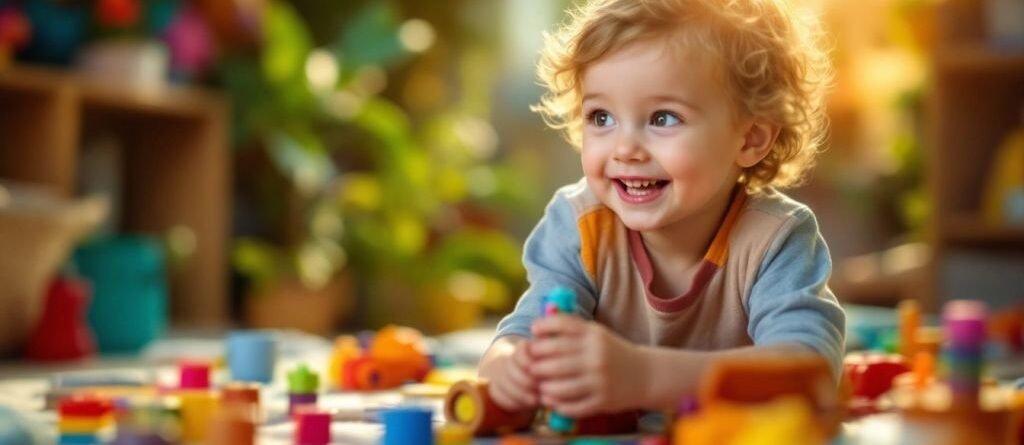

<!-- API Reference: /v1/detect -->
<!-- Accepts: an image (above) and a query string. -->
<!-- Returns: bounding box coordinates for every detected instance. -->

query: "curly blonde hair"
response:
[534,0,833,192]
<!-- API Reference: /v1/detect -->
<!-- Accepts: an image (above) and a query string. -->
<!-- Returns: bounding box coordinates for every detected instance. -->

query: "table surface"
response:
[0,306,1021,444]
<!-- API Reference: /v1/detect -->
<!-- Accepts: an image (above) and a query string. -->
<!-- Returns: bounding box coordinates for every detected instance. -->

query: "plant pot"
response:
[243,272,354,336]
[424,285,484,334]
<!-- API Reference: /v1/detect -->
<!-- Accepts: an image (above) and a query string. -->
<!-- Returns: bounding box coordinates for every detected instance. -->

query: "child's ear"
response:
[736,120,781,168]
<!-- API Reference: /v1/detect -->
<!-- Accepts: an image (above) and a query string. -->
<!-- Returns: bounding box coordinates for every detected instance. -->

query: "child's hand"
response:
[480,337,540,412]
[529,315,647,417]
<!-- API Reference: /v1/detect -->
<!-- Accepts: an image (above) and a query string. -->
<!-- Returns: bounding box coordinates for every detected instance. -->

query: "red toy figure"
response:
[27,276,96,362]
[0,6,31,64]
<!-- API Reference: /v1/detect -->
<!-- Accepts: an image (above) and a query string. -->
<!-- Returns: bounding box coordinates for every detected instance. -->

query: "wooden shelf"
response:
[941,214,1024,246]
[935,44,1024,73]
[0,64,224,120]
[0,63,230,326]
[921,0,1024,311]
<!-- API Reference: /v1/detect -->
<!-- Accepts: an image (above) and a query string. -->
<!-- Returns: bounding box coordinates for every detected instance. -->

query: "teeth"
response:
[622,179,659,188]
[626,186,653,196]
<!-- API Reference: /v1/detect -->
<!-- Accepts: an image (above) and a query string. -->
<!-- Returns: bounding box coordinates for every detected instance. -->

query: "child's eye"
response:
[587,110,616,127]
[650,111,682,127]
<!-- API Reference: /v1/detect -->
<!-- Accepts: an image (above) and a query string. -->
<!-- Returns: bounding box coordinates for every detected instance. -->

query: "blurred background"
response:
[0,0,1021,361]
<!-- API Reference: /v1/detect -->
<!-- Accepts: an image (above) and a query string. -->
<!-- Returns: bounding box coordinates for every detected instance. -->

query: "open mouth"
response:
[612,178,670,204]
[615,178,670,196]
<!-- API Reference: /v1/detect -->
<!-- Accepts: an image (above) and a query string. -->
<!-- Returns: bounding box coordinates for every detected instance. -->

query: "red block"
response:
[58,395,114,418]
[844,353,910,400]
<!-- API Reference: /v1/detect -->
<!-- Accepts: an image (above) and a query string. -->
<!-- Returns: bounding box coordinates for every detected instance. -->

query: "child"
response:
[479,0,846,417]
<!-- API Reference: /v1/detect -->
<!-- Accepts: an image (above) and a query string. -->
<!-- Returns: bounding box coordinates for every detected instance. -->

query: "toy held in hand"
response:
[538,286,576,433]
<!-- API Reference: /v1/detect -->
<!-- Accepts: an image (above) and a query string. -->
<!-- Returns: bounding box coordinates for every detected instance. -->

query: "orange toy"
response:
[443,380,535,436]
[699,355,842,434]
[331,325,432,391]
[899,299,921,358]
[673,396,826,445]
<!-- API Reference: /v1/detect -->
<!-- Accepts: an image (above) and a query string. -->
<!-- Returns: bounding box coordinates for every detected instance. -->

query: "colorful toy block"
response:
[287,364,319,415]
[227,331,275,384]
[435,424,472,445]
[381,407,433,445]
[178,360,211,390]
[57,395,114,445]
[178,391,219,443]
[294,407,331,445]
[844,352,910,400]
[205,406,256,445]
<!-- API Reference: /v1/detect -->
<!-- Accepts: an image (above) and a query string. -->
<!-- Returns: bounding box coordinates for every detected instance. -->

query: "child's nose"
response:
[612,131,649,163]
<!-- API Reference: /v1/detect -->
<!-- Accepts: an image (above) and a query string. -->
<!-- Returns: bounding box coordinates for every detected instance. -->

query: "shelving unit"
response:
[0,64,230,326]
[926,1,1024,310]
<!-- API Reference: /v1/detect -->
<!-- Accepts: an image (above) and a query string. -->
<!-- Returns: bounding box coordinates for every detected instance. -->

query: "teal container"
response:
[73,236,168,353]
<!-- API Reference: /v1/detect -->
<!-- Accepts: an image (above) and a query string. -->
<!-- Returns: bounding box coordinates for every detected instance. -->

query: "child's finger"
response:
[491,377,534,410]
[539,376,590,401]
[530,355,583,379]
[507,359,537,394]
[528,336,578,359]
[531,315,584,337]
[513,343,533,368]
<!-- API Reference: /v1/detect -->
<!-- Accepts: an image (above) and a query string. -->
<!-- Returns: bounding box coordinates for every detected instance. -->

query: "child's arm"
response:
[530,316,823,414]
[636,342,819,409]
[743,207,845,377]
[481,183,600,410]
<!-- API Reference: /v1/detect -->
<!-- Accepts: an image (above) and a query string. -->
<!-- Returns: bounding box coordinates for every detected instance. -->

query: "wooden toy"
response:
[443,380,535,436]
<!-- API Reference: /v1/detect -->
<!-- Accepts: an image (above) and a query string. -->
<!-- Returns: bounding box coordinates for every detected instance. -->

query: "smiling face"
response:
[580,37,751,233]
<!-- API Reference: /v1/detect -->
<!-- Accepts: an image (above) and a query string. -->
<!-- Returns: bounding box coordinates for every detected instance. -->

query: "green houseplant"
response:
[225,1,538,333]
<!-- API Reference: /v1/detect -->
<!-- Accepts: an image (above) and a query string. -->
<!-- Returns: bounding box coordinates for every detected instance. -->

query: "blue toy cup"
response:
[227,331,275,383]
[381,407,433,445]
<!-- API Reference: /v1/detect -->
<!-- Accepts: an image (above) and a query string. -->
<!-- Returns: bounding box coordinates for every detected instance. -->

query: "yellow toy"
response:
[698,355,842,434]
[178,391,220,443]
[982,107,1024,225]
[673,396,826,445]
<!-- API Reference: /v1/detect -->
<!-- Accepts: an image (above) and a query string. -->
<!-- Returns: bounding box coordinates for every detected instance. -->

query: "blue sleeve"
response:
[494,190,599,340]
[747,208,846,379]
